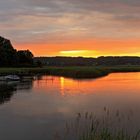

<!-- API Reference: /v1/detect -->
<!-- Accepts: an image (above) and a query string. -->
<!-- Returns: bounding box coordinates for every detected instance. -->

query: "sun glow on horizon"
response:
[60,50,99,57]
[59,50,140,58]
[60,50,87,54]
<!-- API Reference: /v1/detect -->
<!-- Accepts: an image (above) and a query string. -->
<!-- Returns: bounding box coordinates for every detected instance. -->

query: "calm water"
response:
[0,73,140,140]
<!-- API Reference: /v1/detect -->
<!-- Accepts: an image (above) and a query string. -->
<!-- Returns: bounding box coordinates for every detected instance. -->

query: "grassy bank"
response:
[0,66,140,79]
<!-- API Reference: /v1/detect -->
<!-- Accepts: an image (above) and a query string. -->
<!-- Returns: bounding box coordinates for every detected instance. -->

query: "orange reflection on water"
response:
[60,77,65,96]
[33,73,140,97]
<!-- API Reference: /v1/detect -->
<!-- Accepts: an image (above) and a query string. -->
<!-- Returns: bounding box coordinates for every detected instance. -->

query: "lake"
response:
[0,73,140,140]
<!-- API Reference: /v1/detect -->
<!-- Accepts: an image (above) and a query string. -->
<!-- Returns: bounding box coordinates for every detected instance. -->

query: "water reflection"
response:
[33,74,140,134]
[60,77,65,96]
[34,73,140,96]
[16,80,33,91]
[0,73,139,140]
[0,84,15,104]
[0,79,33,104]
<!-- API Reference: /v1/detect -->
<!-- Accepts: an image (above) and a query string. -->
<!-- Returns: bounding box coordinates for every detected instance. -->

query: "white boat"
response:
[4,75,20,81]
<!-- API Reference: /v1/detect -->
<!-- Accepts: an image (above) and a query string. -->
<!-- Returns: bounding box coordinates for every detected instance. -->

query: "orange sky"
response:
[15,39,140,57]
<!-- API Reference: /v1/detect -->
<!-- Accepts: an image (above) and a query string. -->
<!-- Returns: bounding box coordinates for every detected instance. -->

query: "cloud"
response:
[0,0,140,45]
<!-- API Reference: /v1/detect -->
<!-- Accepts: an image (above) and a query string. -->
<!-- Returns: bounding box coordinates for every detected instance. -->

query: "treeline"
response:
[97,56,140,66]
[34,57,96,66]
[0,36,34,67]
[34,56,140,66]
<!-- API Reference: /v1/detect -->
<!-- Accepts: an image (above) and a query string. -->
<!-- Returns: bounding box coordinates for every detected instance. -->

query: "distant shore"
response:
[0,66,140,79]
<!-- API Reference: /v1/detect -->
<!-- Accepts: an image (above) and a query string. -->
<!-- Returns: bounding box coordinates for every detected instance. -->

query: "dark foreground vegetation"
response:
[56,110,140,140]
[0,66,140,79]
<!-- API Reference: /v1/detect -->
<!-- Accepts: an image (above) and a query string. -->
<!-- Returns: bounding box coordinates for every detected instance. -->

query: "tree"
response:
[17,50,34,66]
[0,36,34,67]
[0,36,18,66]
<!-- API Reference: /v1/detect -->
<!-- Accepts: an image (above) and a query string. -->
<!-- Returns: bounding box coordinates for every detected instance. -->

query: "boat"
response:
[4,75,20,81]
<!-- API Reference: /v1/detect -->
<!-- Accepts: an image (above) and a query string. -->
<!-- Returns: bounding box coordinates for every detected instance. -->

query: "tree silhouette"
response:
[0,36,34,67]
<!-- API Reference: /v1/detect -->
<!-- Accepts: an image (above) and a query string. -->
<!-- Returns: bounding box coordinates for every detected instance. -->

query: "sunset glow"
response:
[15,39,140,57]
[60,50,96,57]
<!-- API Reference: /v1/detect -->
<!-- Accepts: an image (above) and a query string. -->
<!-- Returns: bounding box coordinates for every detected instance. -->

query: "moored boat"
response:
[3,75,20,81]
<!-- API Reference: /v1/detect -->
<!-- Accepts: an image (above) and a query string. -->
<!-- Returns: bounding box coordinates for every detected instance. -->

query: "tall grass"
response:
[55,109,140,140]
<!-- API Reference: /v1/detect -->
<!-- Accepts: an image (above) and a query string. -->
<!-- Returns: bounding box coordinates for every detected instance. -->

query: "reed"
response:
[55,109,140,140]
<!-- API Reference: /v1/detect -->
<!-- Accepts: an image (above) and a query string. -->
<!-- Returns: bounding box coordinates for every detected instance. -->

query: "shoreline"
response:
[0,66,140,79]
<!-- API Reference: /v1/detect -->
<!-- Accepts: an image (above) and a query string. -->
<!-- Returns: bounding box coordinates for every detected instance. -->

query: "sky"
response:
[0,0,140,57]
